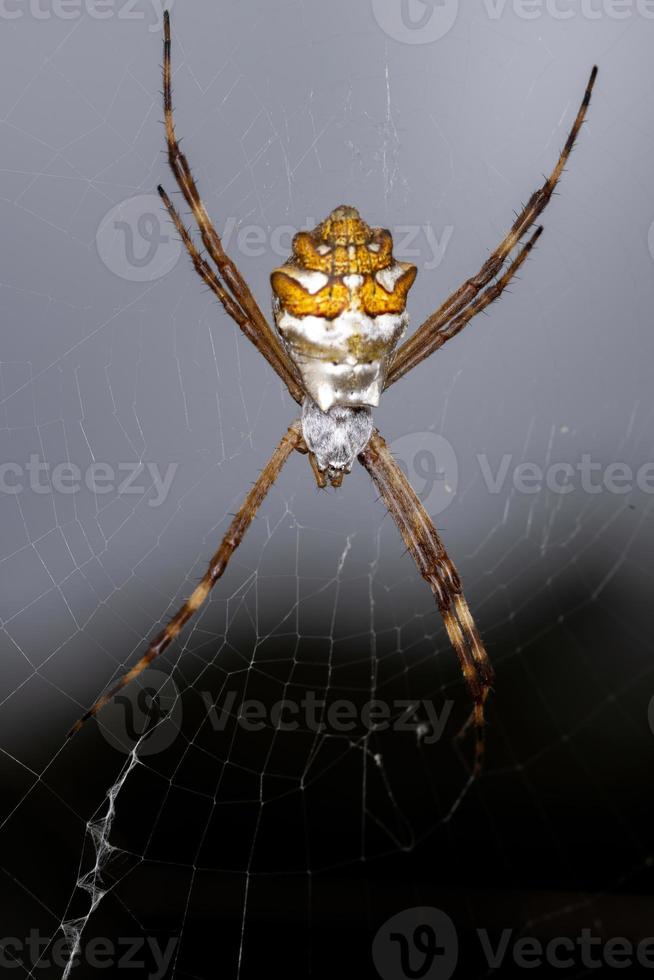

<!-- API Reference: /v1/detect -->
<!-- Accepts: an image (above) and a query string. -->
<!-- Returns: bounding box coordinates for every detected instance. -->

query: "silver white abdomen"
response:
[274,300,409,412]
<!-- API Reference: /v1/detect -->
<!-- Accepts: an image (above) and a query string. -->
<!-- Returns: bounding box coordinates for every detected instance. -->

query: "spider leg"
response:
[387,66,597,387]
[391,224,544,373]
[359,430,494,777]
[68,421,304,738]
[158,187,303,401]
[161,12,302,402]
[308,453,328,489]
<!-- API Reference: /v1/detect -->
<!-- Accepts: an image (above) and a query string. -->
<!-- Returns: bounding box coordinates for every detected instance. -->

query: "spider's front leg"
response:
[359,430,494,777]
[160,13,303,403]
[386,65,598,386]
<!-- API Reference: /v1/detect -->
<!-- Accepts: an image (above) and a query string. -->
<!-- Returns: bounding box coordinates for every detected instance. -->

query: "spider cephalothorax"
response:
[69,11,597,780]
[270,206,417,477]
[271,205,417,412]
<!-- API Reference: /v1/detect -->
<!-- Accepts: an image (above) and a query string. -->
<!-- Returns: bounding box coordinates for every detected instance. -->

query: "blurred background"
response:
[1,1,653,977]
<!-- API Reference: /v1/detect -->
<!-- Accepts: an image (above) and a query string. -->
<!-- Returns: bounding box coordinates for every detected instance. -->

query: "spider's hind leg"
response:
[309,453,328,490]
[293,430,329,489]
[68,421,304,737]
[360,430,494,777]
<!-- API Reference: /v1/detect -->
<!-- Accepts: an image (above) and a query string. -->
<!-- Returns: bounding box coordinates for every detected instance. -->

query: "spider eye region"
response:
[270,206,417,412]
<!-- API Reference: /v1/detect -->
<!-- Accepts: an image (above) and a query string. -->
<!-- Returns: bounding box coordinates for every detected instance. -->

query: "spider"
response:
[68,12,597,776]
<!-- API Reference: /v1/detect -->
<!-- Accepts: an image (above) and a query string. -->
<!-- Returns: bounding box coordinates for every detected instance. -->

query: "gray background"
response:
[1,1,653,977]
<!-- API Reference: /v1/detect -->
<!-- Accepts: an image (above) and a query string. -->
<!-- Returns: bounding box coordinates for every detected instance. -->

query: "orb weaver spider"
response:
[69,12,597,776]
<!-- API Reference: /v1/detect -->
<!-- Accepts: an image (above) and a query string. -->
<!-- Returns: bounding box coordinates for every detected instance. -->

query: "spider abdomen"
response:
[273,303,408,412]
[301,397,373,477]
[271,206,417,413]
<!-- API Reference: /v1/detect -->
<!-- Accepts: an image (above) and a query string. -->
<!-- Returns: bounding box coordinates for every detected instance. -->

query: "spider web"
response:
[1,3,654,978]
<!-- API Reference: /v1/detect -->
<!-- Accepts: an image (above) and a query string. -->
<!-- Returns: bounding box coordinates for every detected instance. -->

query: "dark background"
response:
[1,1,653,977]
